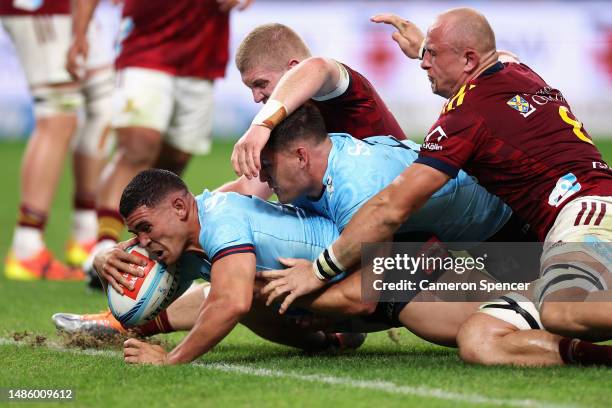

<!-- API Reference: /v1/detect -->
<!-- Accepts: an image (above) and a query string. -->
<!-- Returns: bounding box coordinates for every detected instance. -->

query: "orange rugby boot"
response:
[5,248,85,281]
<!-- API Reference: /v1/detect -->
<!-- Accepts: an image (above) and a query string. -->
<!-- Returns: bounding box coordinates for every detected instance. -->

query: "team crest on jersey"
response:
[507,95,536,118]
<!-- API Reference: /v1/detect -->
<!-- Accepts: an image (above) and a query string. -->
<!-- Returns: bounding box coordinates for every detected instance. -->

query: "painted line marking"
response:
[0,338,579,408]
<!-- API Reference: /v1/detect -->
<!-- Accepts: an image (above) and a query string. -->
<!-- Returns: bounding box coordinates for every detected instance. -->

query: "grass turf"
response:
[1,139,612,408]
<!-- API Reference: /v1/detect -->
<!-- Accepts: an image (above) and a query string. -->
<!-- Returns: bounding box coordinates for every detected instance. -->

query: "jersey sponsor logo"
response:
[531,87,566,106]
[347,140,372,156]
[548,173,581,207]
[507,95,536,118]
[203,193,228,212]
[593,161,609,170]
[422,126,447,151]
[325,175,335,196]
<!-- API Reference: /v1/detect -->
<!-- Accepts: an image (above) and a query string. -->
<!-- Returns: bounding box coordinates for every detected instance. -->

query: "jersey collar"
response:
[479,61,504,78]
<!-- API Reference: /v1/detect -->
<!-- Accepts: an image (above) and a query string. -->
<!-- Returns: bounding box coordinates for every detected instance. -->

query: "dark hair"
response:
[119,169,188,218]
[267,102,327,152]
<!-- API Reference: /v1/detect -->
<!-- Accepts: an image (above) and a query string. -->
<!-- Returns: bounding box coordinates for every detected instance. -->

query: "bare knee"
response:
[457,314,506,366]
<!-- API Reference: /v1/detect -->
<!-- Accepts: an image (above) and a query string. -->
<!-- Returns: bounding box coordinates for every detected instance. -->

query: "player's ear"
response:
[296,146,309,168]
[287,59,300,69]
[172,194,188,220]
[464,49,479,73]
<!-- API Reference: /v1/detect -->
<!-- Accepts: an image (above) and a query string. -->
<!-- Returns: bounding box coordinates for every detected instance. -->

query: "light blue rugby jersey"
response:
[292,133,512,242]
[177,190,340,282]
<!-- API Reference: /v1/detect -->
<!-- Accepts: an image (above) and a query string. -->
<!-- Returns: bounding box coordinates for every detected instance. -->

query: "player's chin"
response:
[163,251,181,265]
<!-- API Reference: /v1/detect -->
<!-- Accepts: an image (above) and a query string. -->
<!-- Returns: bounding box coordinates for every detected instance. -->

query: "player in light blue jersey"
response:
[56,168,612,367]
[194,189,338,278]
[86,168,366,365]
[258,103,536,310]
[291,133,510,241]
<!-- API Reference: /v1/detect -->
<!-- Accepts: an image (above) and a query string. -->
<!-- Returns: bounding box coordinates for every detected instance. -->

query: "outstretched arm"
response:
[371,13,425,60]
[232,57,346,179]
[124,253,256,365]
[332,164,448,267]
[260,164,449,313]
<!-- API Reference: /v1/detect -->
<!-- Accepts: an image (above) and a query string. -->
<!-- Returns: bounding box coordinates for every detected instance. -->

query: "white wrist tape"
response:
[251,99,288,130]
[312,262,327,281]
[313,245,346,281]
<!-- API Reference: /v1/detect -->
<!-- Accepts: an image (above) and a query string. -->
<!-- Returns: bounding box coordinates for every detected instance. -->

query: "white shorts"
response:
[479,292,543,331]
[1,14,73,86]
[535,196,612,307]
[112,67,214,155]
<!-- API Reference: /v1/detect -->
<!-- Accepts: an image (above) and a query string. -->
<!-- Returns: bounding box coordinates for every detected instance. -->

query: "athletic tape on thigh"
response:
[535,262,607,307]
[479,291,543,330]
[73,69,115,155]
[31,84,83,117]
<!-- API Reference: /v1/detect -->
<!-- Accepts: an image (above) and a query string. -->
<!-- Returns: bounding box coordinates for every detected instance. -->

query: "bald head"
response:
[421,7,499,98]
[433,8,496,55]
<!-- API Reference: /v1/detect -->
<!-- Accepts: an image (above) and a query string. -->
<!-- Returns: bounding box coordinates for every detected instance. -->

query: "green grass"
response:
[1,139,612,408]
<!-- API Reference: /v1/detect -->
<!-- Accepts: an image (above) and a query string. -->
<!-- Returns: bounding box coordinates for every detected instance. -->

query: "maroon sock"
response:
[133,310,174,337]
[559,337,612,366]
[17,204,47,230]
[74,195,96,211]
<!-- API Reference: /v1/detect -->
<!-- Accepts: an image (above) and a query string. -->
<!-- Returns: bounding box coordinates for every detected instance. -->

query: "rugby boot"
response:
[65,238,96,269]
[52,310,126,336]
[5,248,85,281]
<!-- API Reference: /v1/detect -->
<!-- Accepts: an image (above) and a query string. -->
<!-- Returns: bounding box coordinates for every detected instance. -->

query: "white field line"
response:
[1,338,578,408]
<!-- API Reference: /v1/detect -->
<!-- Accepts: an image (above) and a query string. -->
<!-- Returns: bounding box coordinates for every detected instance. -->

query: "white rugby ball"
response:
[107,245,179,327]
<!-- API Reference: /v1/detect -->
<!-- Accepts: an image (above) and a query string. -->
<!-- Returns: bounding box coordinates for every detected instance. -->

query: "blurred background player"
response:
[65,0,120,270]
[1,0,114,280]
[69,0,252,288]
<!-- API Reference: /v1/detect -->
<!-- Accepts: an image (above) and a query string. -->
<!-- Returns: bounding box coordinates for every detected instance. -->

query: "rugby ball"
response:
[107,245,179,327]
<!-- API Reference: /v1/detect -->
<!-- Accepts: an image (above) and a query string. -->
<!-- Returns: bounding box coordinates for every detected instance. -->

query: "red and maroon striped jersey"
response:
[115,0,229,80]
[313,64,406,141]
[0,0,70,15]
[416,62,612,240]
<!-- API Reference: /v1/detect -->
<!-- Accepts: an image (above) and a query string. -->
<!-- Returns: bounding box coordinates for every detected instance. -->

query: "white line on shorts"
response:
[0,338,578,408]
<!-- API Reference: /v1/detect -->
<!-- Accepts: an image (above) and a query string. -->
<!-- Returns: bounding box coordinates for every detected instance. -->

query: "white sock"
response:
[12,226,44,259]
[72,209,98,243]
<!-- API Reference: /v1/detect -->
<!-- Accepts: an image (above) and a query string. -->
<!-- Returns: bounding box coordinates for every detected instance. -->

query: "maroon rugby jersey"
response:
[313,63,406,141]
[416,62,612,240]
[116,0,228,79]
[0,0,69,15]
